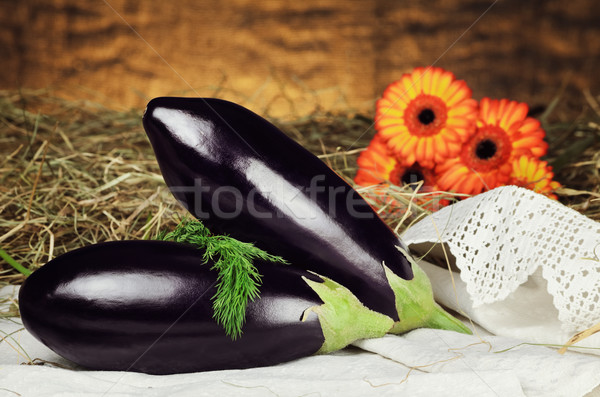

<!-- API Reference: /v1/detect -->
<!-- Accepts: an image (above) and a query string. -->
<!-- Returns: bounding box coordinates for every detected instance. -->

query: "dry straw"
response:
[0,89,183,286]
[0,88,599,290]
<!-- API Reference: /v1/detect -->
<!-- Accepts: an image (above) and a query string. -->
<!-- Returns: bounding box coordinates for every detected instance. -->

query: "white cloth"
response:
[3,294,600,395]
[3,186,600,396]
[403,186,600,351]
[3,314,600,397]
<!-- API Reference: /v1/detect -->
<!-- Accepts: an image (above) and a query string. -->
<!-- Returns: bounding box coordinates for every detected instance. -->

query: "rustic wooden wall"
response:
[1,0,599,118]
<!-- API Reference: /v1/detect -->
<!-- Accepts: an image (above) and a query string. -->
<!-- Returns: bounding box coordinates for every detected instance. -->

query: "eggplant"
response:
[18,241,393,374]
[142,97,470,334]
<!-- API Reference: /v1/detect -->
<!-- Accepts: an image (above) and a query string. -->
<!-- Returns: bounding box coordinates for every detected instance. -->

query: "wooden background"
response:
[1,0,599,118]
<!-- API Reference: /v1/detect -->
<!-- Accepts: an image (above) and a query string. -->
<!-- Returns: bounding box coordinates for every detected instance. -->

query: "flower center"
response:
[402,168,425,186]
[417,109,435,125]
[404,94,448,137]
[390,163,430,191]
[475,139,497,160]
[461,126,512,172]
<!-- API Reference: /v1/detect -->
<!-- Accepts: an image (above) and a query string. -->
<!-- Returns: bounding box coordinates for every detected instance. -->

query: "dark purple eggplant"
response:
[142,97,470,334]
[18,241,393,374]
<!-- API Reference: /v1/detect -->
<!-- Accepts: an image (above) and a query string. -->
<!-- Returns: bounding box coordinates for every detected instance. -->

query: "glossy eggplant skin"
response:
[18,241,325,375]
[143,97,413,321]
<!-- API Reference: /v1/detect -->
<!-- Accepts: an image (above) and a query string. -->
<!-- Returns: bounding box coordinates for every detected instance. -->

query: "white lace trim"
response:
[403,186,600,332]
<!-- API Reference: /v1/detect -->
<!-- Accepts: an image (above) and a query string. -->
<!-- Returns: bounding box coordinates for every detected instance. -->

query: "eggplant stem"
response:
[384,263,472,335]
[303,275,394,354]
[0,247,32,276]
[424,304,472,334]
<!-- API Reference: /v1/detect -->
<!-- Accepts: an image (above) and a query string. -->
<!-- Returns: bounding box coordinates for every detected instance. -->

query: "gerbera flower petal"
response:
[496,99,509,122]
[502,102,528,128]
[456,173,482,195]
[422,68,434,93]
[437,162,474,192]
[433,135,449,157]
[355,134,396,184]
[478,97,492,124]
[438,79,462,103]
[510,155,561,199]
[355,134,449,212]
[444,81,472,107]
[446,138,463,154]
[435,71,456,98]
[376,66,478,168]
[417,138,429,162]
[513,136,548,157]
[448,102,478,117]
[430,67,442,95]
[384,84,410,107]
[402,74,419,99]
[436,98,549,195]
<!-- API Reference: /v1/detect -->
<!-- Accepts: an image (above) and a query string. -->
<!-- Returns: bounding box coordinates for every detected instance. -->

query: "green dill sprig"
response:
[157,218,286,339]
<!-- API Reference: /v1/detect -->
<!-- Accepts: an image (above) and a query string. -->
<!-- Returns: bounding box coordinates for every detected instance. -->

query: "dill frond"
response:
[157,218,286,339]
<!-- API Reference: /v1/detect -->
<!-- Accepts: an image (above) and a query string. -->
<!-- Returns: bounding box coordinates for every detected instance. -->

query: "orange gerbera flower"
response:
[355,134,437,189]
[355,134,397,187]
[375,66,478,168]
[510,155,561,199]
[436,98,549,195]
[355,134,446,212]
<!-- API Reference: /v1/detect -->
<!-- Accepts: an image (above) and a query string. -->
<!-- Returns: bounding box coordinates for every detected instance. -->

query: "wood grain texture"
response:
[0,0,598,117]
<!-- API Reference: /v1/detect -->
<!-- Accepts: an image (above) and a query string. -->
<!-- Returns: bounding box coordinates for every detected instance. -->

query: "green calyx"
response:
[157,218,286,339]
[302,275,394,354]
[386,246,472,335]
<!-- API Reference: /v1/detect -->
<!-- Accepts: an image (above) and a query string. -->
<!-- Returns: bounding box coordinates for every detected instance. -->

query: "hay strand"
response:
[0,88,599,285]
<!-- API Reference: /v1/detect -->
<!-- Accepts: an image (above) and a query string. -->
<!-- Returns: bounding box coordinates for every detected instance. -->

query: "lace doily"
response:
[403,186,600,333]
